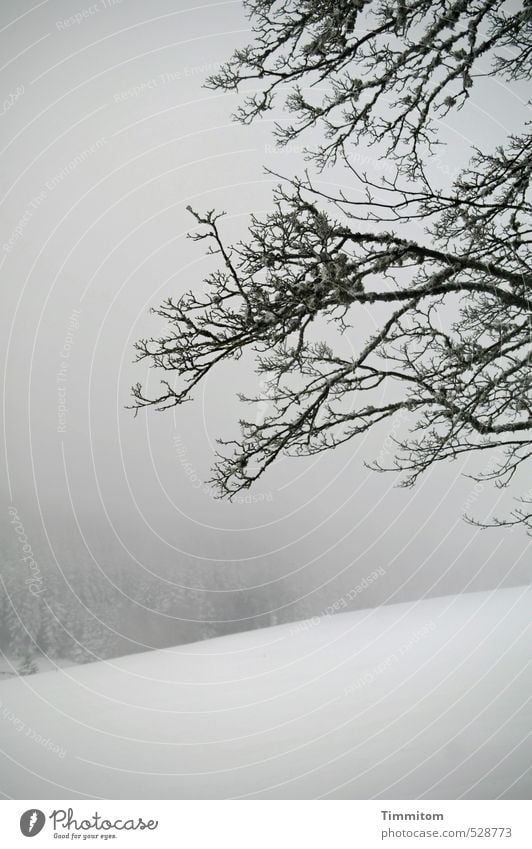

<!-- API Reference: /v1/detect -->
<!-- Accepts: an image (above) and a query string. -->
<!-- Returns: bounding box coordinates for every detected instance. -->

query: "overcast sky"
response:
[1,0,530,626]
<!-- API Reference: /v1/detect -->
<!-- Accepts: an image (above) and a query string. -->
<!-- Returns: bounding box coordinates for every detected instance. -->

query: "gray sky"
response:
[1,0,530,626]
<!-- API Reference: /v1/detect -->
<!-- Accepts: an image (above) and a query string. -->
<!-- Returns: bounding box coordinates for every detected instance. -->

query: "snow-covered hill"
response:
[0,586,530,799]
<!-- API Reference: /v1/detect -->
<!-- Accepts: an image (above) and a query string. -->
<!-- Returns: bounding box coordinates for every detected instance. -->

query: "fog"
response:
[1,0,530,670]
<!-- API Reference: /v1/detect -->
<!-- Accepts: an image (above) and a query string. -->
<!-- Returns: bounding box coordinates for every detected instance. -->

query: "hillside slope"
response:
[0,586,530,799]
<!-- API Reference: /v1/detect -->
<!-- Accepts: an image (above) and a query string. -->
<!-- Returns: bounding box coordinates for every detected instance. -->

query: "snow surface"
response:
[0,586,530,799]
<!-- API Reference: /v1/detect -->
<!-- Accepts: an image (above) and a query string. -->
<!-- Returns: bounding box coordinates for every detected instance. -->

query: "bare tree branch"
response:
[132,0,532,532]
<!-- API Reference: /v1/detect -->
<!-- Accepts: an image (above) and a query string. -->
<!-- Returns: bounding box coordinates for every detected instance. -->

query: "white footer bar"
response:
[1,799,530,848]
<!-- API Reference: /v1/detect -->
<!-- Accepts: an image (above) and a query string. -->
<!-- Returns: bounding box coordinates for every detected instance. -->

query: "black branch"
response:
[132,0,532,532]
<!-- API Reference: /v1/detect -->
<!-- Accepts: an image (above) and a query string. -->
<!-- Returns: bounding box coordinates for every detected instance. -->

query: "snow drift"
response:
[0,586,530,799]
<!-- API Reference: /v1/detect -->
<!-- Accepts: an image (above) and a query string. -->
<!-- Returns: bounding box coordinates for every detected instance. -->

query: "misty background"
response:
[1,0,530,673]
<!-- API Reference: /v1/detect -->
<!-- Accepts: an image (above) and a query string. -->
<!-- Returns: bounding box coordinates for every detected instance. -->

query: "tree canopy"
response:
[132,0,531,532]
